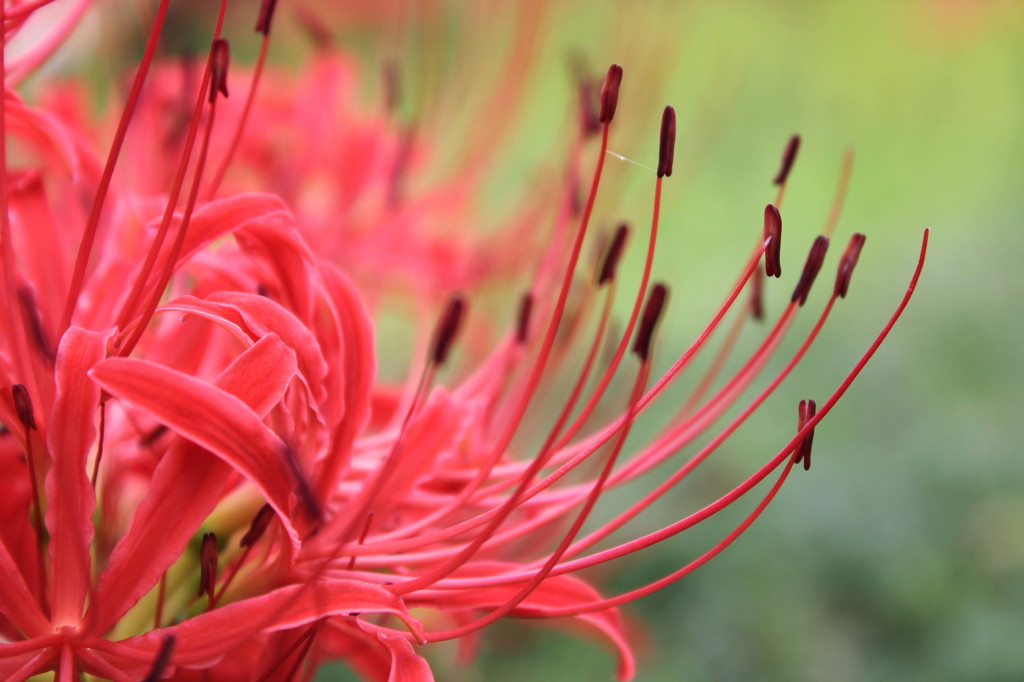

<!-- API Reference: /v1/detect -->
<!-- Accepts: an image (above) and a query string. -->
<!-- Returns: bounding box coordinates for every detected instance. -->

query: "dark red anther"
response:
[295,7,333,48]
[657,105,677,178]
[795,399,817,470]
[773,134,801,185]
[197,532,218,600]
[791,236,830,306]
[209,39,230,104]
[598,64,623,125]
[17,287,54,362]
[283,444,321,523]
[515,293,534,344]
[430,295,466,365]
[509,292,532,346]
[383,59,399,115]
[578,77,601,137]
[597,223,629,285]
[240,504,276,548]
[142,635,176,682]
[763,204,783,278]
[255,0,279,35]
[139,424,168,447]
[12,384,35,430]
[633,283,668,361]
[834,233,866,298]
[750,264,765,321]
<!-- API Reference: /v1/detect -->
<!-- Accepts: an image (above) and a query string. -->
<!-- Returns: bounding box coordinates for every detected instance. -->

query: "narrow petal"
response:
[89,356,302,542]
[44,326,110,626]
[207,291,331,416]
[376,631,434,682]
[235,216,317,323]
[415,567,634,681]
[133,193,292,307]
[111,581,422,670]
[0,541,50,637]
[88,335,297,635]
[314,263,375,489]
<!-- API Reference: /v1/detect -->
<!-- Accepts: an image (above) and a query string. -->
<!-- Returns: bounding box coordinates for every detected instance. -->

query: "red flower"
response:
[0,3,929,680]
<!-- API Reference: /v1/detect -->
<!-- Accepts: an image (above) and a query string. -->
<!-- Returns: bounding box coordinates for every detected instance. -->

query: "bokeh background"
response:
[26,0,1023,680]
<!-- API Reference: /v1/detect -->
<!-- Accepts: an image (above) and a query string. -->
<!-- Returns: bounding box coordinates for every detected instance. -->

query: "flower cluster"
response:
[0,2,927,680]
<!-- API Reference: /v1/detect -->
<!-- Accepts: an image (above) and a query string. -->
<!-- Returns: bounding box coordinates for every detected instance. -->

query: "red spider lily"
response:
[0,3,929,680]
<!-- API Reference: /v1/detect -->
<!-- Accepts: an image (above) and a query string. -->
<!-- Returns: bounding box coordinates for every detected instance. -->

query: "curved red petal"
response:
[44,326,111,626]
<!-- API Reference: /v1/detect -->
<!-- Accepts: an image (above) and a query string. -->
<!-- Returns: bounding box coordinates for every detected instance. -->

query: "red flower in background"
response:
[0,1,928,680]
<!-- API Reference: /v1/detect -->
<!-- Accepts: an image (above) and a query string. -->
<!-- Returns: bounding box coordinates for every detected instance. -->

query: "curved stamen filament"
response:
[406,228,929,595]
[206,30,272,199]
[59,0,173,334]
[117,36,230,357]
[112,8,227,335]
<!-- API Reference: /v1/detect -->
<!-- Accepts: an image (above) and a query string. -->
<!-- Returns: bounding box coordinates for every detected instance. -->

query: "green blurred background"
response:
[41,0,1024,679]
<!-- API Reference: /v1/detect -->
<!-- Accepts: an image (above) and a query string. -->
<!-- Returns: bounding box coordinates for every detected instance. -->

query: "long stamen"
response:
[332,295,465,544]
[113,6,228,333]
[59,0,173,334]
[437,295,800,567]
[346,237,764,560]
[90,401,106,487]
[117,36,231,357]
[206,0,280,198]
[407,66,622,510]
[430,228,930,595]
[823,147,854,238]
[536,110,672,461]
[216,504,276,603]
[389,97,669,596]
[154,571,167,630]
[425,285,668,642]
[141,635,176,682]
[345,511,375,571]
[0,2,32,391]
[256,622,322,682]
[472,223,628,498]
[386,229,871,573]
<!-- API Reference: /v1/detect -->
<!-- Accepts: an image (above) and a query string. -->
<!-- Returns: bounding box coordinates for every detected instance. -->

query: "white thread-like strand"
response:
[606,150,655,172]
